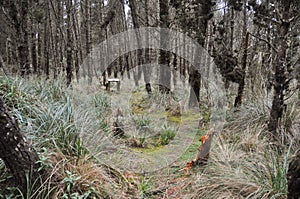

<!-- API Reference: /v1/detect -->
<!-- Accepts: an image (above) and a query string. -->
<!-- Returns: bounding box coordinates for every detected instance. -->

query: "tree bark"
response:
[19,0,30,76]
[0,98,40,193]
[268,0,291,135]
[188,0,213,107]
[43,1,50,79]
[234,4,249,108]
[287,150,300,199]
[85,0,92,84]
[31,20,38,75]
[66,0,73,86]
[159,0,171,93]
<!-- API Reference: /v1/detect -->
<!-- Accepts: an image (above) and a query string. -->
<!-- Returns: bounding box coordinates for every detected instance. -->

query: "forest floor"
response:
[0,75,299,198]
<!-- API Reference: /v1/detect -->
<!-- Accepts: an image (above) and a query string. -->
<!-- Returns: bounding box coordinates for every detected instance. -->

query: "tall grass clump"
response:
[191,134,292,198]
[0,77,120,198]
[189,96,299,199]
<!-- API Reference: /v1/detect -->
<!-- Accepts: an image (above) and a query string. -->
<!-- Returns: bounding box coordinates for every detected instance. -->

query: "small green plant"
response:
[132,114,151,129]
[94,92,111,116]
[265,145,291,197]
[139,137,146,147]
[63,171,81,197]
[160,124,177,145]
[62,171,98,199]
[36,147,52,172]
[138,177,153,199]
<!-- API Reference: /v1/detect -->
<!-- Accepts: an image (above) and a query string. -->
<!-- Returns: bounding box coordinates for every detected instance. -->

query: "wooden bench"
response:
[106,78,120,91]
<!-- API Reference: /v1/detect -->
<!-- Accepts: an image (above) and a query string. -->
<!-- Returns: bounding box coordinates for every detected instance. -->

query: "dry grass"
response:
[184,97,300,199]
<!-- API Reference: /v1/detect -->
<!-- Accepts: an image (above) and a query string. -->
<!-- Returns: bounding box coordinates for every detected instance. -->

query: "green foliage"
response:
[36,147,52,172]
[0,78,28,109]
[93,92,111,130]
[138,177,153,199]
[159,124,177,145]
[62,170,99,199]
[132,114,151,129]
[94,92,110,115]
[63,171,82,195]
[265,146,291,197]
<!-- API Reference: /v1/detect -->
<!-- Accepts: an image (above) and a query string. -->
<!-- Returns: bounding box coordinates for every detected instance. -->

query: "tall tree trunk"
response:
[268,0,292,135]
[159,0,171,93]
[37,23,42,75]
[72,0,80,82]
[234,1,248,107]
[19,0,30,76]
[188,1,213,107]
[31,21,38,74]
[128,0,144,88]
[58,0,64,75]
[0,97,40,193]
[85,0,92,84]
[66,0,73,86]
[18,1,29,75]
[43,1,50,78]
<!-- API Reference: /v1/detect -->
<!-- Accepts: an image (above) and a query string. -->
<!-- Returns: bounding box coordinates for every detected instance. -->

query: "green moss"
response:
[130,145,166,154]
[129,89,151,114]
[168,115,182,123]
[179,130,206,161]
[167,110,200,124]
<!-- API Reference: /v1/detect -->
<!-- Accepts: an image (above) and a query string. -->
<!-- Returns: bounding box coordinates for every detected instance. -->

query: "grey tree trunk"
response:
[188,1,213,107]
[85,0,92,84]
[159,0,171,93]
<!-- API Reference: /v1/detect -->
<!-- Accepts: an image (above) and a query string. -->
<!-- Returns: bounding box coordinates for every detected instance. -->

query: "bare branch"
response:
[248,31,278,53]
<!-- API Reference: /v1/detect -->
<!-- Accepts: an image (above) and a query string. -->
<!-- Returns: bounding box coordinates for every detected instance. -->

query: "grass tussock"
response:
[188,97,299,199]
[0,77,122,198]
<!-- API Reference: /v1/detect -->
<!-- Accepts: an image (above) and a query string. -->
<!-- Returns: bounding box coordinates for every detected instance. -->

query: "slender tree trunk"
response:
[128,0,144,87]
[188,1,213,107]
[37,23,42,75]
[234,2,248,107]
[31,22,38,74]
[0,54,11,80]
[159,0,171,93]
[58,0,64,75]
[43,1,50,78]
[144,0,152,94]
[19,0,30,76]
[72,0,80,82]
[85,0,92,84]
[268,0,292,135]
[66,0,73,86]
